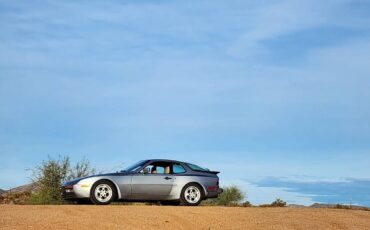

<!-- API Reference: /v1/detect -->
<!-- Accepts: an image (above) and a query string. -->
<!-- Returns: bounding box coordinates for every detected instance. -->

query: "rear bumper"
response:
[206,188,223,198]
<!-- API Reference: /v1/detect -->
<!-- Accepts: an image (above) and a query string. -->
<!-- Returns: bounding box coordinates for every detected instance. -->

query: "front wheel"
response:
[180,183,204,206]
[90,181,117,205]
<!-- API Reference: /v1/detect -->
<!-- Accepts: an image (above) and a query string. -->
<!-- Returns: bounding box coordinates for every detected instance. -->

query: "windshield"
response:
[122,160,149,172]
[186,163,210,172]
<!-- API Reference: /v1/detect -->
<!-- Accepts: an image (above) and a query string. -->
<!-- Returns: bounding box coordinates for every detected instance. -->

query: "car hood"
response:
[62,172,130,186]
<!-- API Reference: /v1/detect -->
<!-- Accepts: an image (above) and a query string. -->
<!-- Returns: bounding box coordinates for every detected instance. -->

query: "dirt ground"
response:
[1,205,370,230]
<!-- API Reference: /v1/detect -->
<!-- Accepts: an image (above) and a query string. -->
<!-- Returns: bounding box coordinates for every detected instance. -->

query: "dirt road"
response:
[1,205,370,229]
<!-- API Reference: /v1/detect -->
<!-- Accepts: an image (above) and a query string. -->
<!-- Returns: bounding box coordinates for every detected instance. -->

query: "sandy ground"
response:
[1,205,370,230]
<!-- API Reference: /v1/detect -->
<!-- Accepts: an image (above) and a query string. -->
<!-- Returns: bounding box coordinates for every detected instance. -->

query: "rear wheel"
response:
[180,183,204,206]
[90,181,117,205]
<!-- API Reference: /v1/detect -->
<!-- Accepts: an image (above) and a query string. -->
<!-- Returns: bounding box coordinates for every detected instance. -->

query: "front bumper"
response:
[61,187,78,200]
[61,183,92,200]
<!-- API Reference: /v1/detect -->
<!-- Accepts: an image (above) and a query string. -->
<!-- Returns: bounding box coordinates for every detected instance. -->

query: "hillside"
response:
[0,183,37,204]
[7,183,37,193]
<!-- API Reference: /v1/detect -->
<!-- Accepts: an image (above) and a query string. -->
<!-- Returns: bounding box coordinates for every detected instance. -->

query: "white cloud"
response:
[227,0,365,57]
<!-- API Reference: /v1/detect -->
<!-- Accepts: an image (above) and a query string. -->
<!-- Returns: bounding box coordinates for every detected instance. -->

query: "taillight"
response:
[207,185,218,192]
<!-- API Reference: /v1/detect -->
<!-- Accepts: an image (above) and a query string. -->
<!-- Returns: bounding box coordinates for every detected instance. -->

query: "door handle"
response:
[164,177,172,180]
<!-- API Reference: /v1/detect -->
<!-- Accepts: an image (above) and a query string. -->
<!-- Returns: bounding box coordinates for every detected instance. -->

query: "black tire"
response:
[90,180,117,205]
[160,200,181,206]
[180,183,204,206]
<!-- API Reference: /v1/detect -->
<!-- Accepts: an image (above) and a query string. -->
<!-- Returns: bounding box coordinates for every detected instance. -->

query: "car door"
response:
[113,174,132,199]
[130,162,174,200]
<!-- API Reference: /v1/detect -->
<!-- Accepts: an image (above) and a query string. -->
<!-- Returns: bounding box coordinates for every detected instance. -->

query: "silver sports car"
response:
[62,159,223,206]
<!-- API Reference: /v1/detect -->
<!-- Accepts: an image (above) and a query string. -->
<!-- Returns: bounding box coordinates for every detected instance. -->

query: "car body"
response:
[61,159,223,205]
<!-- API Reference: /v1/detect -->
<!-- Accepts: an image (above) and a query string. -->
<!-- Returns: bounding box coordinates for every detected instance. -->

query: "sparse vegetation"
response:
[271,198,287,207]
[29,155,96,204]
[67,157,96,181]
[332,204,369,211]
[259,198,287,207]
[242,201,252,207]
[335,204,352,210]
[202,185,245,206]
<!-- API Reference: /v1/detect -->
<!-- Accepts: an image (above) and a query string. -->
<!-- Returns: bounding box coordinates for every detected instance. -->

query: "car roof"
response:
[146,159,185,164]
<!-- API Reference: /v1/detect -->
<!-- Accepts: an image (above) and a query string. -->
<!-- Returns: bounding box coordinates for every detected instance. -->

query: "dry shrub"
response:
[259,198,287,207]
[202,185,245,206]
[30,155,96,204]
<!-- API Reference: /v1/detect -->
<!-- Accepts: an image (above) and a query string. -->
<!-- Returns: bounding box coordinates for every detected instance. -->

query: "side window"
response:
[142,162,171,174]
[172,164,186,174]
[155,166,165,174]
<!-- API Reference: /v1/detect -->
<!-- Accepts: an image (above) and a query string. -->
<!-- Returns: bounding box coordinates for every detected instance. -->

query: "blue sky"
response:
[1,0,370,206]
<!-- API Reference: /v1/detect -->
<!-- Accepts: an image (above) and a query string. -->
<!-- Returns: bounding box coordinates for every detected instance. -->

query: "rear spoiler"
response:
[208,171,220,175]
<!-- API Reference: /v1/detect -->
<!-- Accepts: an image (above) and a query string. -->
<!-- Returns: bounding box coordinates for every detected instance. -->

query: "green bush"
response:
[30,155,95,204]
[259,198,287,207]
[270,198,286,207]
[242,201,252,207]
[203,185,245,206]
